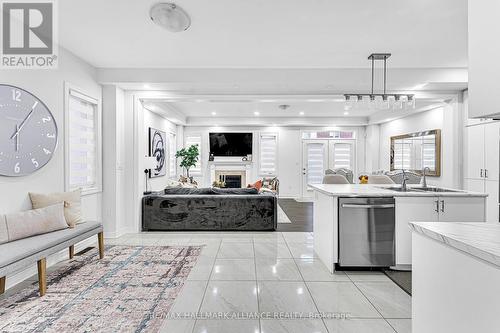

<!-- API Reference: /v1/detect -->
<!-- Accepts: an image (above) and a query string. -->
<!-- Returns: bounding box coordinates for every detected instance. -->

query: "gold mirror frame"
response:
[390,129,441,176]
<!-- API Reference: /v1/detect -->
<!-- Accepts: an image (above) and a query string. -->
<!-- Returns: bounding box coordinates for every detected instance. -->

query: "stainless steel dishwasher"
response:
[338,197,395,268]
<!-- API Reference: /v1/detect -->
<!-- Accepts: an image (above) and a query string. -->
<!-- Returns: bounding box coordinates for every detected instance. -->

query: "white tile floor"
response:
[105,231,412,333]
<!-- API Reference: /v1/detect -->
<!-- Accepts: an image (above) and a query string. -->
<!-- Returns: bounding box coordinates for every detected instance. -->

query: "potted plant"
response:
[175,144,200,181]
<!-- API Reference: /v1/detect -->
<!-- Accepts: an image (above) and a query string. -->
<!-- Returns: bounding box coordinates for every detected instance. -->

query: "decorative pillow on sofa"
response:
[247,180,263,190]
[1,203,68,243]
[29,189,83,228]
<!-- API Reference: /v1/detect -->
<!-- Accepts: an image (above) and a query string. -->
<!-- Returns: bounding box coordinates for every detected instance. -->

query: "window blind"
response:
[68,94,98,190]
[185,135,201,174]
[259,134,278,176]
[306,143,325,185]
[332,143,353,169]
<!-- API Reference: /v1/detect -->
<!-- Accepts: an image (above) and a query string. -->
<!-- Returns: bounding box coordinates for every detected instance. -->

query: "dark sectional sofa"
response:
[142,187,277,231]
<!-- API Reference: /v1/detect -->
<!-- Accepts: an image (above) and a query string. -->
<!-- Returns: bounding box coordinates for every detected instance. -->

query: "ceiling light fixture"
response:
[150,3,191,32]
[343,53,415,110]
[211,111,216,116]
[254,111,260,116]
[299,111,305,116]
[343,111,349,116]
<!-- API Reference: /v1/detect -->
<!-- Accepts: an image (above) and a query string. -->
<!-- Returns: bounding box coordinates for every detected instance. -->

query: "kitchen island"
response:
[310,184,488,272]
[410,222,500,333]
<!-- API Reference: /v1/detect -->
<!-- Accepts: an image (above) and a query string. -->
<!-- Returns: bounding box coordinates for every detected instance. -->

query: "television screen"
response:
[209,133,253,156]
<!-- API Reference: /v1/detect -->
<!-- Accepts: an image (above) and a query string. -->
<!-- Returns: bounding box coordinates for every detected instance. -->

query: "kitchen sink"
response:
[378,186,465,193]
[378,186,420,192]
[411,187,465,193]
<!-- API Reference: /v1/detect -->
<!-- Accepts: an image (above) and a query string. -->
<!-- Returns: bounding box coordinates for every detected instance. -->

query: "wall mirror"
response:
[390,129,441,176]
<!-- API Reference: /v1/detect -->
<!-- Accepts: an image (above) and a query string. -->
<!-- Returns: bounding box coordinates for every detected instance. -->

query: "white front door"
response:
[302,141,328,198]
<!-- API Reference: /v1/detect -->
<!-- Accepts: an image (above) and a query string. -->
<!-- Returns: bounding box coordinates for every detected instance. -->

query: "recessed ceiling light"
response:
[254,111,260,116]
[299,111,305,116]
[344,111,349,116]
[143,84,151,89]
[150,3,191,32]
[211,111,216,116]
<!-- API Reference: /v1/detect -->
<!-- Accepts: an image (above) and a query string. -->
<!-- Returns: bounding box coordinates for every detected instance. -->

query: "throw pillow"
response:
[247,180,263,190]
[4,203,68,242]
[29,189,83,228]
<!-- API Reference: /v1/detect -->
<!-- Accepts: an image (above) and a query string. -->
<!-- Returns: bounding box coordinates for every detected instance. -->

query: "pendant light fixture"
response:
[150,3,191,32]
[344,53,415,110]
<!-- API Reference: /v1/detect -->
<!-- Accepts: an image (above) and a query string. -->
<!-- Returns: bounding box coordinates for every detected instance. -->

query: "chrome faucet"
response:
[422,167,430,188]
[401,170,409,191]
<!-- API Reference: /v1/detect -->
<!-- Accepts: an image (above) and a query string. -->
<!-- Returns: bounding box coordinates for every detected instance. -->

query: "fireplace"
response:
[214,170,246,188]
[220,175,242,188]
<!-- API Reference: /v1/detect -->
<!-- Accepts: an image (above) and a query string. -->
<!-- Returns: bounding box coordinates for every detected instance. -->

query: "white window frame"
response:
[64,83,102,196]
[259,132,279,177]
[184,134,202,176]
[168,131,177,178]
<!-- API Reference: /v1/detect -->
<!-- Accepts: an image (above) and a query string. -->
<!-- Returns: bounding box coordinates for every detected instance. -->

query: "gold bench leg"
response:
[0,276,5,294]
[98,232,104,259]
[37,258,47,296]
[69,245,75,259]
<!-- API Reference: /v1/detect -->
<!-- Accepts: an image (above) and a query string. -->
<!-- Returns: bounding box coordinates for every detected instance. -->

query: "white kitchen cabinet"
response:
[464,122,499,223]
[437,196,486,222]
[395,196,486,267]
[485,180,499,223]
[395,197,439,267]
[468,0,500,119]
[465,125,485,179]
[484,123,500,181]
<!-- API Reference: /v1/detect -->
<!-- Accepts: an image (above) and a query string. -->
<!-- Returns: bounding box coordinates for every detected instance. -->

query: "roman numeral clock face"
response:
[0,85,57,176]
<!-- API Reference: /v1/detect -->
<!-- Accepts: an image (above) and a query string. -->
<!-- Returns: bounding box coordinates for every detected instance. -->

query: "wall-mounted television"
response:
[209,132,253,157]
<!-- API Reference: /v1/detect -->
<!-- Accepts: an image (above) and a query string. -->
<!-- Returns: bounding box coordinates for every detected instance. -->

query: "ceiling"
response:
[60,0,467,69]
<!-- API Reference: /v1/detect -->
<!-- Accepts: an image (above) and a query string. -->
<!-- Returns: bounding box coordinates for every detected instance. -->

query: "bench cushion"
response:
[0,221,101,269]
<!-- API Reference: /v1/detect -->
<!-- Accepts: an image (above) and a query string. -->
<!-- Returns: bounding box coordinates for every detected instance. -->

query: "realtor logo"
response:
[1,0,58,68]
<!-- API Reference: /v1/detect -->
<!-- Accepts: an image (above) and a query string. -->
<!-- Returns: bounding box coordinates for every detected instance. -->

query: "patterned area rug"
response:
[0,245,202,333]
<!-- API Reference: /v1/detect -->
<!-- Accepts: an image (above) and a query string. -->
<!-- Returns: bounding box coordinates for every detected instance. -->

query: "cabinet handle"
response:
[480,169,484,178]
[435,200,439,213]
[440,200,445,213]
[485,169,488,178]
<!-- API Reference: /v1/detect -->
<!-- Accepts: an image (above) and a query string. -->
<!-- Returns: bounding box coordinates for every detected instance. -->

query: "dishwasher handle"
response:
[341,203,395,209]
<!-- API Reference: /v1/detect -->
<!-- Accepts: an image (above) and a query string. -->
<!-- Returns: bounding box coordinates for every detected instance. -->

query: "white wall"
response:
[183,126,366,198]
[143,107,178,192]
[102,85,126,237]
[0,48,102,289]
[0,48,102,220]
[374,100,463,188]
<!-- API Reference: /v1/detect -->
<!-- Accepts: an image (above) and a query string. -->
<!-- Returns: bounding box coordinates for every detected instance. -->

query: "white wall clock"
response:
[0,84,58,176]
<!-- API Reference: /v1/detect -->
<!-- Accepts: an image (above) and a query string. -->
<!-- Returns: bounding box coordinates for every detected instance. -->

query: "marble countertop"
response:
[410,222,500,268]
[309,184,488,197]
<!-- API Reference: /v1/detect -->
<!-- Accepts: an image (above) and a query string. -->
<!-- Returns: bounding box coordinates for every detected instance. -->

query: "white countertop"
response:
[309,184,488,197]
[410,222,500,268]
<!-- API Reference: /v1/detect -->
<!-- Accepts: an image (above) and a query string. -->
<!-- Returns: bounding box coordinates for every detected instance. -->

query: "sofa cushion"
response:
[4,203,68,243]
[212,187,258,195]
[164,187,215,195]
[0,221,101,269]
[29,189,83,227]
[0,216,8,245]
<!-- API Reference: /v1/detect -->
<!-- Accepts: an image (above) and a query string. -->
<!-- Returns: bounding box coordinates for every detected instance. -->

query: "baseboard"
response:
[4,237,98,291]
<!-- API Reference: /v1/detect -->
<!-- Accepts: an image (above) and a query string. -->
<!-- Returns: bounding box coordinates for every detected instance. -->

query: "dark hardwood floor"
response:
[277,198,313,232]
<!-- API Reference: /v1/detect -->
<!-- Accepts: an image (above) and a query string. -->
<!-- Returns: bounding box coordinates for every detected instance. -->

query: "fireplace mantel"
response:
[209,162,253,188]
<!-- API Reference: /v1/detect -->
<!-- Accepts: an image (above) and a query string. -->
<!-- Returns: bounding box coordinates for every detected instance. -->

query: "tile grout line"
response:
[282,235,332,333]
[252,238,262,333]
[190,239,223,333]
[346,274,391,326]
